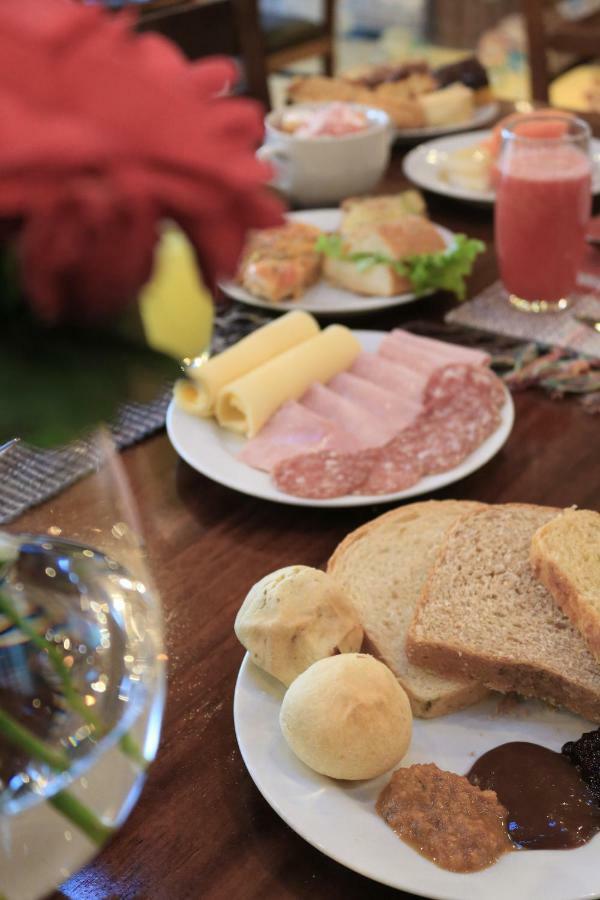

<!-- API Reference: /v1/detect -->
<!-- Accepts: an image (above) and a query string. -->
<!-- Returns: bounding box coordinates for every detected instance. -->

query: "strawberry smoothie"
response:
[495,143,591,304]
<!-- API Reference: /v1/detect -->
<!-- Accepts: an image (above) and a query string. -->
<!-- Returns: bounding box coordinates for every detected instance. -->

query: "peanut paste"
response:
[376,763,512,872]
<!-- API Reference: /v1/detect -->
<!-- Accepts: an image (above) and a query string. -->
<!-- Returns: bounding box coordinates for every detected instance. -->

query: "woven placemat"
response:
[0,306,272,525]
[447,249,600,357]
[447,280,600,357]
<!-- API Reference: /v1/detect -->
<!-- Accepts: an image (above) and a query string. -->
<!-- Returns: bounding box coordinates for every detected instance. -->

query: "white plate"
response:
[234,653,600,900]
[219,210,455,316]
[394,101,499,142]
[166,330,514,509]
[403,130,600,204]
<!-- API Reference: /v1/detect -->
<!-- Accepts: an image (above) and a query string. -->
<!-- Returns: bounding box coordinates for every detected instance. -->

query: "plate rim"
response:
[403,130,600,204]
[219,211,456,316]
[393,100,499,142]
[166,329,515,509]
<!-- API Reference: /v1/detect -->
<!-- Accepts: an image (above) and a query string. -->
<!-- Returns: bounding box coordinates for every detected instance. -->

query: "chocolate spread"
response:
[468,741,600,849]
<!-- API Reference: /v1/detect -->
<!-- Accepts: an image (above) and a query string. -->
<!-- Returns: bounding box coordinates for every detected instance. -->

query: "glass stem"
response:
[0,708,70,772]
[0,708,114,847]
[49,791,114,847]
[0,588,145,768]
[0,589,104,734]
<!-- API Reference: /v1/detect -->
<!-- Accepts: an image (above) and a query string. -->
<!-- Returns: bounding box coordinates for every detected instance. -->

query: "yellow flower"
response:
[139,226,214,363]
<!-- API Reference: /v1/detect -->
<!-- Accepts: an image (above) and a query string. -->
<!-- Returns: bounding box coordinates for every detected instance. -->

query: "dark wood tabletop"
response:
[18,119,599,900]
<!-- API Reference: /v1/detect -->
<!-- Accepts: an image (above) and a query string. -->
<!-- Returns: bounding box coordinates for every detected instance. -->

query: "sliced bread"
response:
[327,500,488,718]
[530,507,600,662]
[407,503,600,723]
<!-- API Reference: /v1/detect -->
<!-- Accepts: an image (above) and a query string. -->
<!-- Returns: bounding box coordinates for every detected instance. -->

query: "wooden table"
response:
[21,133,598,899]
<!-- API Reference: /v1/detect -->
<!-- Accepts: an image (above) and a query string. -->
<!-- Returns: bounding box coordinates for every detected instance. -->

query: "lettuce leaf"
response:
[315,232,485,301]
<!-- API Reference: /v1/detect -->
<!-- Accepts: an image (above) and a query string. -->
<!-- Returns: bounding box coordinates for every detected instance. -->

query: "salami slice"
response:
[272,449,377,499]
[356,438,423,495]
[381,415,466,475]
[425,364,505,413]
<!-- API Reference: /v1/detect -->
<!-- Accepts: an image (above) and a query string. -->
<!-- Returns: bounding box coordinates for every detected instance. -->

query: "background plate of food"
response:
[393,99,499,142]
[167,328,514,508]
[287,56,499,142]
[220,197,483,315]
[403,112,600,204]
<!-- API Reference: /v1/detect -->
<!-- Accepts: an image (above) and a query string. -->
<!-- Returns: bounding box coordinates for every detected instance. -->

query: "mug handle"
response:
[256,144,292,196]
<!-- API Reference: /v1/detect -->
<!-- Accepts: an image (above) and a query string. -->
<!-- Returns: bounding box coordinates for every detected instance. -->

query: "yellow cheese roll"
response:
[173,379,207,415]
[216,325,361,437]
[175,309,319,417]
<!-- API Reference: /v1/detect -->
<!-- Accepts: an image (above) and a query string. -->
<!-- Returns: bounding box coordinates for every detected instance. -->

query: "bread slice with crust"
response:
[530,507,600,663]
[327,500,488,718]
[407,503,600,723]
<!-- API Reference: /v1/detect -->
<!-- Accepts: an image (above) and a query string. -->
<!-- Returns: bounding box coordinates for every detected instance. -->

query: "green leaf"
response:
[315,232,343,258]
[0,316,180,448]
[404,234,485,301]
[315,230,484,301]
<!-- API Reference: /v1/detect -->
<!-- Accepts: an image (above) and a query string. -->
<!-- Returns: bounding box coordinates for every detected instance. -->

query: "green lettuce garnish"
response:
[315,232,485,301]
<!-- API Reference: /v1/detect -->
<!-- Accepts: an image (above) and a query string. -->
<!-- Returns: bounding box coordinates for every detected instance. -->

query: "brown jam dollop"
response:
[468,741,600,850]
[377,763,512,873]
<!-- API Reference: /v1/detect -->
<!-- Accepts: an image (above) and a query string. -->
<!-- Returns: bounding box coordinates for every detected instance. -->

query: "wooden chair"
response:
[137,0,336,109]
[522,0,600,101]
[424,0,519,49]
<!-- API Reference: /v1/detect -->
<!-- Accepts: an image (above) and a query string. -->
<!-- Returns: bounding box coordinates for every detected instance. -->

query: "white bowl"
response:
[258,103,393,207]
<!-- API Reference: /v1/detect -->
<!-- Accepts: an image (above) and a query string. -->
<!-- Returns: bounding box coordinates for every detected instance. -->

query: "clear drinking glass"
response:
[0,430,165,900]
[495,114,592,313]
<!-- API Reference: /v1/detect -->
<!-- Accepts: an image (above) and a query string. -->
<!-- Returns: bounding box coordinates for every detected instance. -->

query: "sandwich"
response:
[339,191,426,234]
[237,221,322,303]
[319,214,484,299]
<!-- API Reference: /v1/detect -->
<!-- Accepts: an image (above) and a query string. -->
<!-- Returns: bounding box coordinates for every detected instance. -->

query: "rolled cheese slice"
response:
[175,309,319,417]
[173,378,208,415]
[216,325,361,437]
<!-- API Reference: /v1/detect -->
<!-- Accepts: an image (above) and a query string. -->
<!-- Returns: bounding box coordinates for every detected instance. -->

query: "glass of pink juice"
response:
[495,115,592,313]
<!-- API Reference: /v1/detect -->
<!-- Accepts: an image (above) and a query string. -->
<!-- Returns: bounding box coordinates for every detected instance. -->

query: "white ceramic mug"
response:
[257,104,393,207]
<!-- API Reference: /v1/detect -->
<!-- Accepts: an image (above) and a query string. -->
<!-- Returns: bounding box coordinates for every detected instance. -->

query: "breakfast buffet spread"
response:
[162,50,600,898]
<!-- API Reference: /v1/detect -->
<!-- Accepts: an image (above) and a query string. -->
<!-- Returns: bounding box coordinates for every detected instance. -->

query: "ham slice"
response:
[237,400,360,471]
[301,383,394,448]
[350,352,427,404]
[389,329,491,367]
[378,335,441,376]
[328,372,420,430]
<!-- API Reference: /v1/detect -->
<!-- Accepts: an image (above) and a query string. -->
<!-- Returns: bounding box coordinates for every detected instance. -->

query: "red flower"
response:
[0,0,283,323]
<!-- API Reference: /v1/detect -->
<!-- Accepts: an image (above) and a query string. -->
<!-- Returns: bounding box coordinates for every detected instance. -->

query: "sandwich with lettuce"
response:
[316,210,484,301]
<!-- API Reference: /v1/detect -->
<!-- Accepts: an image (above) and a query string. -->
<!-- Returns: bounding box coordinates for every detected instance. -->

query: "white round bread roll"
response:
[280,653,412,780]
[234,566,363,687]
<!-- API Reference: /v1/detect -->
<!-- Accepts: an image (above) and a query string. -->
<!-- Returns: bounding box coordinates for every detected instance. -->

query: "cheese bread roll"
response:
[175,309,319,417]
[216,325,361,437]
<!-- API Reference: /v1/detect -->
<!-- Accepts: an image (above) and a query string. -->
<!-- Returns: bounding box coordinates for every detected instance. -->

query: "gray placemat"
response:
[0,306,272,525]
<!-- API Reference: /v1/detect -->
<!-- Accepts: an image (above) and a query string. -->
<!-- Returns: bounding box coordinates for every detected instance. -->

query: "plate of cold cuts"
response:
[166,329,515,508]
